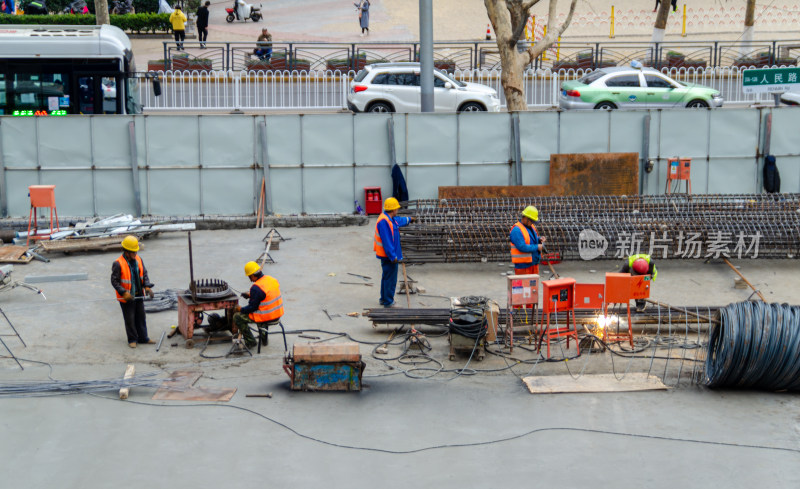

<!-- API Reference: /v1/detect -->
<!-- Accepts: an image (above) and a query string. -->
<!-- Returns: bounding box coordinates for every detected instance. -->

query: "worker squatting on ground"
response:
[233,261,284,348]
[374,197,415,307]
[620,254,658,311]
[110,235,155,348]
[509,205,546,275]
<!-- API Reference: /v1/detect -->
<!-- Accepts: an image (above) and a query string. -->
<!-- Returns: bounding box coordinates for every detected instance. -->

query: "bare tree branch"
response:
[525,0,576,66]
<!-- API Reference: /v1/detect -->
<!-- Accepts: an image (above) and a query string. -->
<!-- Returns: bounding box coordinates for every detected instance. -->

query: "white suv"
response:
[347,62,501,113]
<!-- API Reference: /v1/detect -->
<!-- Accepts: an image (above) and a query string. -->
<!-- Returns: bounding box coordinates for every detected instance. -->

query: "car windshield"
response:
[578,70,605,84]
[435,68,465,87]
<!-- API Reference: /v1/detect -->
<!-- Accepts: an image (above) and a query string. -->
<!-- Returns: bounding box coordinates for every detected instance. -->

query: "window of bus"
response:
[12,72,70,116]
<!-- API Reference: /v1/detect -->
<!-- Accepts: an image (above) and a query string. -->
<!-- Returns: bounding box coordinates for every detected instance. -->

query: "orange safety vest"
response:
[115,254,144,302]
[509,221,537,264]
[249,275,284,323]
[373,212,394,258]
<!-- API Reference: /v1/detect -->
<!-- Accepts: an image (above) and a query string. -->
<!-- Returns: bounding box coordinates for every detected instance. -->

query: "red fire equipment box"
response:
[364,187,383,215]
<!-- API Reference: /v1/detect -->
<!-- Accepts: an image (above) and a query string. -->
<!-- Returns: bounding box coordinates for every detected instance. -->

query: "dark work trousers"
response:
[197,26,208,43]
[379,258,399,306]
[119,298,149,343]
[174,29,185,49]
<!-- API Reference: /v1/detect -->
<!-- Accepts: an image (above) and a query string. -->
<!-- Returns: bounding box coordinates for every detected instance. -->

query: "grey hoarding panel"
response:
[266,115,302,167]
[355,166,393,205]
[407,114,457,164]
[560,111,609,154]
[609,111,646,154]
[458,113,510,164]
[38,117,91,169]
[201,169,254,215]
[94,116,137,168]
[95,170,136,216]
[302,114,353,166]
[521,162,549,186]
[270,168,303,215]
[659,110,709,158]
[708,158,757,194]
[709,109,758,158]
[406,165,455,199]
[200,115,256,166]
[145,116,201,167]
[767,107,800,156]
[147,169,200,215]
[2,118,37,169]
[392,114,407,164]
[39,170,93,215]
[459,163,510,186]
[302,167,354,214]
[354,113,391,166]
[519,112,558,161]
[5,170,38,217]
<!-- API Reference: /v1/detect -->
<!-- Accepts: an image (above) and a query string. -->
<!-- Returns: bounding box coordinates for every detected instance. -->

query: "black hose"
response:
[704,301,800,390]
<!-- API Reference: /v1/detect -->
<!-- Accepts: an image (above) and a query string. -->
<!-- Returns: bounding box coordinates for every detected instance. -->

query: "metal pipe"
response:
[419,0,434,112]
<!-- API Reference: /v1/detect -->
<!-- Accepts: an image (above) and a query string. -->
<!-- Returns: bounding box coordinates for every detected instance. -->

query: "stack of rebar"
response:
[399,194,800,262]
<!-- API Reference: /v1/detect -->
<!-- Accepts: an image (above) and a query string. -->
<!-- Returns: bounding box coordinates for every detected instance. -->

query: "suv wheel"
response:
[459,102,485,112]
[367,102,393,113]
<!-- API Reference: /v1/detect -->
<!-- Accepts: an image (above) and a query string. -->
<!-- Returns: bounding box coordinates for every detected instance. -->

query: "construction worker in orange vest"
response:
[374,197,415,307]
[509,205,546,275]
[234,261,283,349]
[110,235,155,348]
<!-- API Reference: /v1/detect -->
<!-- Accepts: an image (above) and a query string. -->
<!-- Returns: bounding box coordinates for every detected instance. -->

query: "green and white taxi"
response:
[559,62,723,110]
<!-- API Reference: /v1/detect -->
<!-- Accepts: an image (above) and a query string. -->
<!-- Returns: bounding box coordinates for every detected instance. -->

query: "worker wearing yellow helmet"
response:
[373,197,415,307]
[111,235,155,348]
[233,261,284,349]
[509,205,546,275]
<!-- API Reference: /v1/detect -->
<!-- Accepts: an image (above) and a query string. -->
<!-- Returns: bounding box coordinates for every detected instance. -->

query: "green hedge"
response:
[0,13,172,33]
[16,0,161,13]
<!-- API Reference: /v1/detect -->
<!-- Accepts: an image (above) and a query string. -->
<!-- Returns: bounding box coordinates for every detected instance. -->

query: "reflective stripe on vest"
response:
[373,212,394,258]
[115,254,144,302]
[249,275,284,322]
[510,222,537,264]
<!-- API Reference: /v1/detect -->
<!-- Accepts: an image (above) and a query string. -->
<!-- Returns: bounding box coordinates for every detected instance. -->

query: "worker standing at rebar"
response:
[111,236,155,349]
[234,261,283,349]
[621,254,657,311]
[374,197,415,307]
[510,206,545,275]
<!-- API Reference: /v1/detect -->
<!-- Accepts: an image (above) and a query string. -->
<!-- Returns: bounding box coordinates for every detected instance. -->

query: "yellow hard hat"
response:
[384,197,401,211]
[121,235,139,252]
[244,261,261,276]
[521,206,539,221]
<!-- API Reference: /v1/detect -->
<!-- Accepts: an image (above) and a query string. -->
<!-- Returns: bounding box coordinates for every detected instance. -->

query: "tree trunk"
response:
[651,1,671,43]
[95,0,110,25]
[741,0,756,56]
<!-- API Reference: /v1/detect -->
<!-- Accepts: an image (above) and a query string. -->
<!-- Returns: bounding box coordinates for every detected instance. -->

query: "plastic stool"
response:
[27,185,59,247]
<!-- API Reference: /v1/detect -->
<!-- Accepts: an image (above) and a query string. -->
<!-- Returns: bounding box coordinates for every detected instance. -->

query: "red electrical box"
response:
[508,274,539,308]
[667,157,692,180]
[605,273,633,303]
[630,274,651,300]
[364,187,382,215]
[575,283,604,309]
[541,277,575,314]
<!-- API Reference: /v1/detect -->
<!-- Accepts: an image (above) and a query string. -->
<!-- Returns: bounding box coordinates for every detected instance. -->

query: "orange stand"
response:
[665,157,692,194]
[538,277,579,358]
[26,185,59,247]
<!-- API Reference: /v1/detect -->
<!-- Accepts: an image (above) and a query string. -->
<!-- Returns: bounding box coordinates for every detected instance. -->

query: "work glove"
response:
[241,292,250,299]
[122,292,133,302]
[145,287,154,299]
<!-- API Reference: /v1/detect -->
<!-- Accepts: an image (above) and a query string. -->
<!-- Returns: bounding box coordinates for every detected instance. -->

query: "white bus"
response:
[0,24,157,115]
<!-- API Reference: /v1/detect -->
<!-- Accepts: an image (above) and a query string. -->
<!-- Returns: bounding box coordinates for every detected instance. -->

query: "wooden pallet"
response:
[0,246,32,264]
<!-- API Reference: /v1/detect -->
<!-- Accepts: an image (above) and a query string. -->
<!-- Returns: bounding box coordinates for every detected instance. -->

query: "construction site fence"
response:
[139,66,783,111]
[0,107,798,218]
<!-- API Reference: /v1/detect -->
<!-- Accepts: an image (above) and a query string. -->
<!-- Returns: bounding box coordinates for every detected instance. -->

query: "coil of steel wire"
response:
[704,301,800,390]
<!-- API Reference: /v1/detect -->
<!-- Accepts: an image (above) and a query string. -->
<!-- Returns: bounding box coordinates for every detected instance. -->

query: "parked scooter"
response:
[225,0,262,22]
[62,0,89,14]
[23,0,48,15]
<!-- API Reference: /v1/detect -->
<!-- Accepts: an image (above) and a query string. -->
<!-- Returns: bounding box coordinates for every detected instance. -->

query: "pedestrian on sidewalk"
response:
[196,0,210,48]
[170,4,188,50]
[356,0,370,37]
[111,236,155,349]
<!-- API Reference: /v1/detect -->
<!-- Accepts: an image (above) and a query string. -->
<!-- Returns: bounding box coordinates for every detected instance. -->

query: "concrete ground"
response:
[132,0,800,65]
[1,224,799,487]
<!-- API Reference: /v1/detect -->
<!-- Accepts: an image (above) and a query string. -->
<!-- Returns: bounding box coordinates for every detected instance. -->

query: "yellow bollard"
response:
[556,37,561,61]
[542,25,548,60]
[610,6,615,39]
[682,4,687,37]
